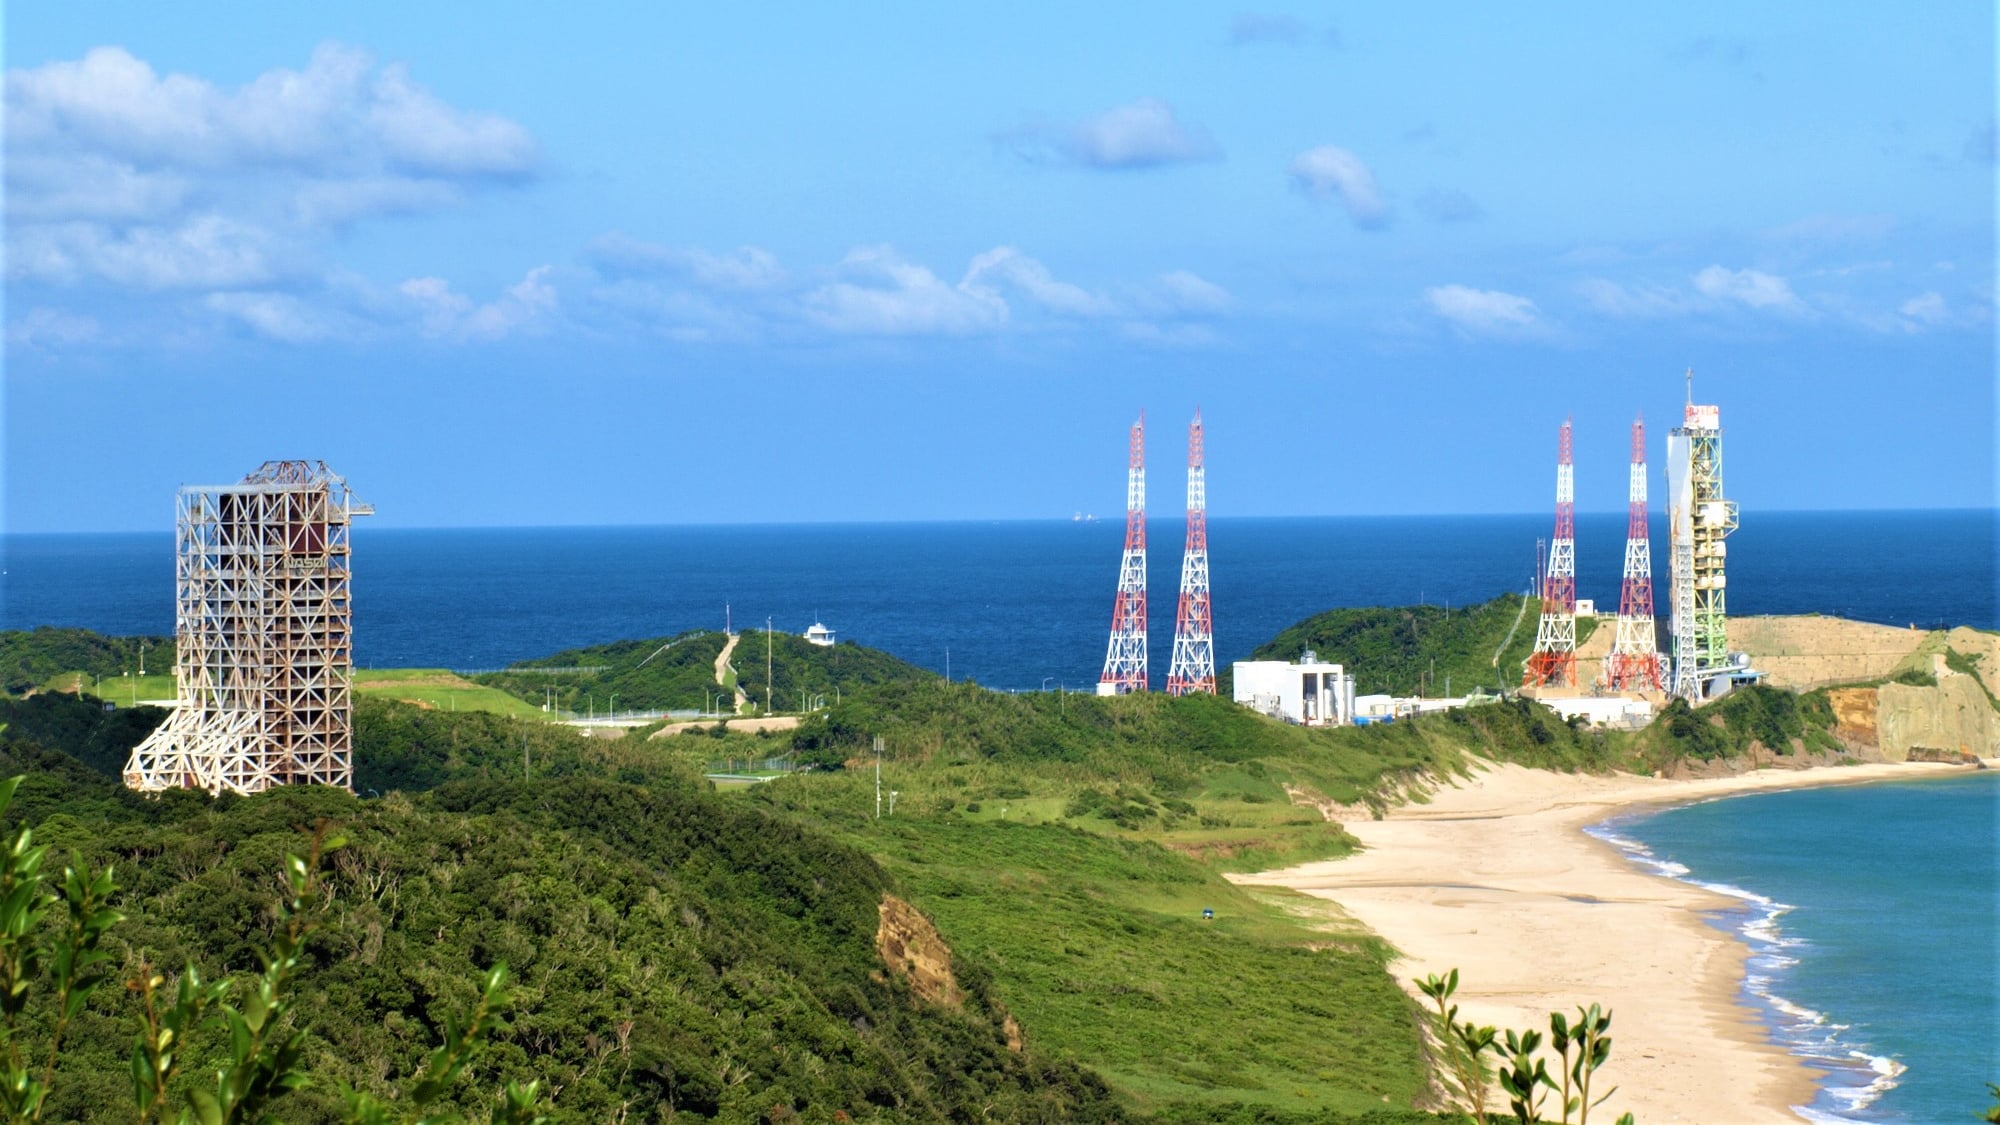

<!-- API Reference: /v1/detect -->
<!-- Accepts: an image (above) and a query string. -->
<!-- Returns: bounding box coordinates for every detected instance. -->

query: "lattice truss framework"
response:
[1167,411,1215,695]
[1606,416,1667,692]
[1668,387,1737,700]
[1525,418,1578,687]
[125,461,370,795]
[1100,415,1149,694]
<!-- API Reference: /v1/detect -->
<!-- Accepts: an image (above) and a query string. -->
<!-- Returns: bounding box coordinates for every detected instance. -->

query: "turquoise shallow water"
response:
[1595,772,1999,1124]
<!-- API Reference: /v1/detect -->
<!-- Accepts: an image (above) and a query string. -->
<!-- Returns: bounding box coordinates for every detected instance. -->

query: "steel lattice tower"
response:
[1668,371,1739,699]
[1099,414,1148,694]
[125,461,372,795]
[1166,411,1215,695]
[1606,416,1666,692]
[1524,418,1578,688]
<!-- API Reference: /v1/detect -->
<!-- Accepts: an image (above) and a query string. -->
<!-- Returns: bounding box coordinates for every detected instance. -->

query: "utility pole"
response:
[766,617,774,715]
[874,736,884,819]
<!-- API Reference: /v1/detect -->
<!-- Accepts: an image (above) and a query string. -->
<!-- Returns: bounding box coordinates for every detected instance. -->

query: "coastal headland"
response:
[1234,757,1988,1124]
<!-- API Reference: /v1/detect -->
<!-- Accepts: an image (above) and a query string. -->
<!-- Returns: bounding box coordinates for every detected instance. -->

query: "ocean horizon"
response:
[5,509,1993,688]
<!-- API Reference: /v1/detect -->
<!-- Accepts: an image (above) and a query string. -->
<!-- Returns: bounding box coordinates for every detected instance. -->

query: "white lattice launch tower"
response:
[1605,416,1666,692]
[125,461,373,795]
[1668,372,1738,700]
[1524,418,1578,688]
[1099,415,1148,695]
[1166,411,1215,695]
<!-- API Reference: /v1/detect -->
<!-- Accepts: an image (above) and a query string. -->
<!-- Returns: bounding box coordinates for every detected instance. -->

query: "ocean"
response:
[1597,773,2000,1125]
[2,508,1996,1122]
[2,510,1993,686]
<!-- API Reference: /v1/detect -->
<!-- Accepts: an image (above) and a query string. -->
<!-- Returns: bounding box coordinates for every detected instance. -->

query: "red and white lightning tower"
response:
[1524,418,1578,688]
[1166,411,1215,695]
[1606,416,1666,692]
[1098,414,1148,694]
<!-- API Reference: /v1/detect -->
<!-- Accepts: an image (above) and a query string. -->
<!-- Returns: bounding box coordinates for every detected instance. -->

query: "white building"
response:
[1232,653,1357,726]
[1537,696,1655,728]
[803,622,837,647]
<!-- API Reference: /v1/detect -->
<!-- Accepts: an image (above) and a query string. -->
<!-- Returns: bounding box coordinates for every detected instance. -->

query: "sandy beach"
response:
[1232,759,1981,1125]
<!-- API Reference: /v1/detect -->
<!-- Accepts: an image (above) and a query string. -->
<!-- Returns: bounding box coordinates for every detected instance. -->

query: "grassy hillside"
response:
[475,629,732,713]
[1,627,174,694]
[730,630,940,714]
[476,629,935,715]
[0,703,1124,1123]
[354,668,553,720]
[1246,594,1603,697]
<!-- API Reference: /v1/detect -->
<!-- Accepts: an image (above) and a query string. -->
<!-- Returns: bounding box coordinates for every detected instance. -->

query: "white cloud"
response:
[1898,291,1948,328]
[1001,98,1218,169]
[365,62,536,177]
[1424,284,1543,335]
[804,246,1007,335]
[961,247,1116,316]
[204,291,333,343]
[1692,265,1805,312]
[1578,278,1691,319]
[398,276,475,336]
[1150,270,1232,315]
[1288,145,1388,228]
[395,267,556,340]
[8,214,281,289]
[6,307,101,348]
[4,44,533,182]
[4,41,536,312]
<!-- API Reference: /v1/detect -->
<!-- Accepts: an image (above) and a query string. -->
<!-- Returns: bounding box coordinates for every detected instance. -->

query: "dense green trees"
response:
[0,629,173,695]
[0,700,1124,1122]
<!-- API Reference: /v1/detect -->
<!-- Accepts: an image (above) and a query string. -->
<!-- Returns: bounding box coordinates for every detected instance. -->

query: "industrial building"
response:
[124,461,371,796]
[1232,653,1356,726]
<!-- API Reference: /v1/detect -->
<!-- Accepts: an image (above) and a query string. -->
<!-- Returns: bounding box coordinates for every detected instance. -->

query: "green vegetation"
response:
[726,631,938,715]
[1416,970,1632,1125]
[1629,686,1842,771]
[1245,595,1599,698]
[10,602,1939,1124]
[1,628,173,695]
[354,669,552,720]
[0,697,1123,1122]
[475,630,730,714]
[474,629,935,716]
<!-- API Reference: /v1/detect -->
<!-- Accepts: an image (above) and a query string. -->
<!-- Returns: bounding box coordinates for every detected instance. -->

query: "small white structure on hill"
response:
[1537,696,1655,729]
[803,622,837,647]
[1232,652,1356,726]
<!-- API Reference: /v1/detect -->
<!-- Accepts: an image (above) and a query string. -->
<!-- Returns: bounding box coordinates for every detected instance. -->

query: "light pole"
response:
[766,617,774,716]
[609,693,618,721]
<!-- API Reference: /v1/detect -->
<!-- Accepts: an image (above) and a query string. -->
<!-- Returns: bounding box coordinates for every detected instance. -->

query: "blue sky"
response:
[5,3,1993,532]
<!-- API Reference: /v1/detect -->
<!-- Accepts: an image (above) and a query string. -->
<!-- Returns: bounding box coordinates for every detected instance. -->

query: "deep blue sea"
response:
[2,510,1993,687]
[2,509,1996,1122]
[1597,773,2000,1125]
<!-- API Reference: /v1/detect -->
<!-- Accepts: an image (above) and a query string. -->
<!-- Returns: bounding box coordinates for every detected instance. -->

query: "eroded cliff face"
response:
[875,893,1024,1050]
[1876,674,1999,761]
[877,894,963,1008]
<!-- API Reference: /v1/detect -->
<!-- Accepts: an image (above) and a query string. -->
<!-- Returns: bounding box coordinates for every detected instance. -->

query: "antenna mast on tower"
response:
[1166,411,1215,695]
[1099,414,1149,695]
[1524,418,1578,688]
[1606,416,1666,692]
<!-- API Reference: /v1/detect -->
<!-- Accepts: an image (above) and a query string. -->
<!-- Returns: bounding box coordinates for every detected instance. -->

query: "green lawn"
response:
[40,671,175,704]
[35,668,551,722]
[353,669,554,719]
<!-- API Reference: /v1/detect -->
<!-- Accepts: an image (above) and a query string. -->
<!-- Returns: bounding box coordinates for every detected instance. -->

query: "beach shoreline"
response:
[1232,758,1986,1124]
